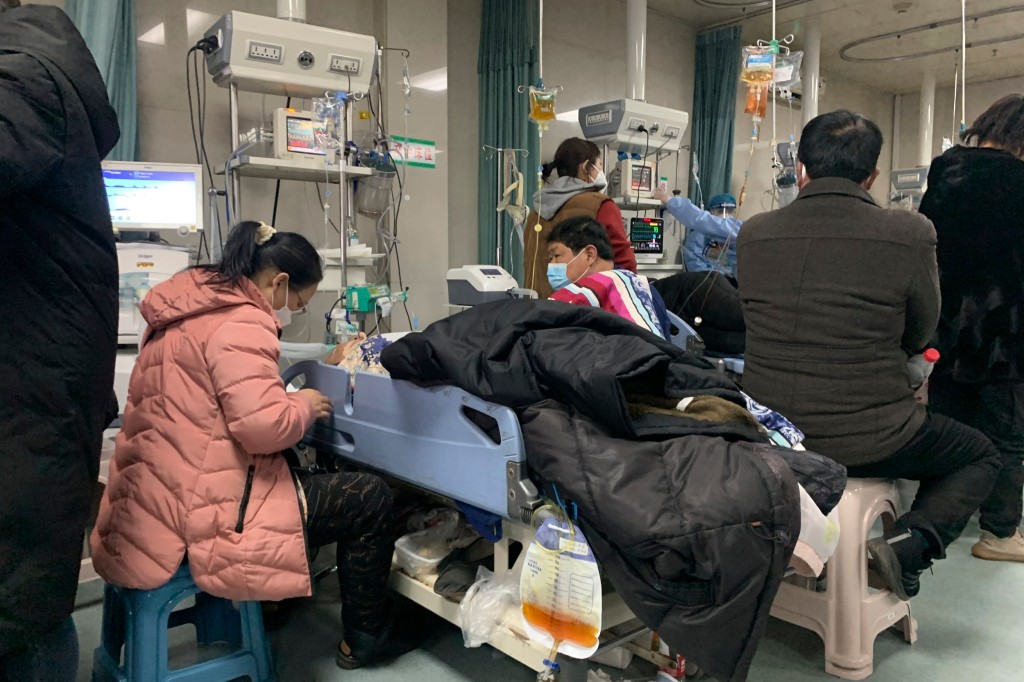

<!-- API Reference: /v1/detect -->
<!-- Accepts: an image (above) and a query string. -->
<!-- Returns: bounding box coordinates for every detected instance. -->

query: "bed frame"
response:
[279,361,647,677]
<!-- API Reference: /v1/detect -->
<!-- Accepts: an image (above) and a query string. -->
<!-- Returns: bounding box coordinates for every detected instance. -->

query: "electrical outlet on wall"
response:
[246,40,282,63]
[329,54,361,74]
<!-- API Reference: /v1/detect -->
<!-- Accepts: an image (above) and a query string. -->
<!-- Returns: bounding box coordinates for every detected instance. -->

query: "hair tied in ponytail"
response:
[255,221,277,246]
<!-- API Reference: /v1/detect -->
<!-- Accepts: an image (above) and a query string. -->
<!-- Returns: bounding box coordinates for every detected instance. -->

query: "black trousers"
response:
[930,377,1024,538]
[846,411,1001,558]
[297,470,395,635]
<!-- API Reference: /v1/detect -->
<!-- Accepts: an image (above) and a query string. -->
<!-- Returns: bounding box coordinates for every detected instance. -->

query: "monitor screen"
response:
[479,268,503,276]
[286,116,325,155]
[102,162,202,232]
[630,217,663,254]
[630,164,654,192]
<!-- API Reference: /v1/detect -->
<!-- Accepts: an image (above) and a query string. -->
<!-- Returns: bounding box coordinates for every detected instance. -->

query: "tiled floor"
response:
[74,514,1021,682]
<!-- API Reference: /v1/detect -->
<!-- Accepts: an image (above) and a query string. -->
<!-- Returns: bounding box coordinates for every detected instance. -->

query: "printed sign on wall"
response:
[391,136,436,169]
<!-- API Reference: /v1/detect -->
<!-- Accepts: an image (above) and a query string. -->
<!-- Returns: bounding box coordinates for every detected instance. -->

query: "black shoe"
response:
[335,602,427,670]
[866,530,930,601]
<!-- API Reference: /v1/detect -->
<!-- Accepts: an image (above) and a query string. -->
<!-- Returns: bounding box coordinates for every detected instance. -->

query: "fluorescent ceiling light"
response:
[137,23,166,46]
[555,109,580,122]
[186,10,218,40]
[409,67,448,92]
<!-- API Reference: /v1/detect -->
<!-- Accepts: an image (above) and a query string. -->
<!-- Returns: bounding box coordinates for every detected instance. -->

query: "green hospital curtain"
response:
[66,0,137,161]
[477,0,540,279]
[690,25,741,201]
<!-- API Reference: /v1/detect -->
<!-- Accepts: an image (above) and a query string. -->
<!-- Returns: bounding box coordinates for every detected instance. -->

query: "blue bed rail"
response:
[280,361,539,520]
[665,310,745,375]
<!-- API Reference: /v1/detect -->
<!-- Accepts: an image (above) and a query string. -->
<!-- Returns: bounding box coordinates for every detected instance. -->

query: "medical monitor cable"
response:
[268,97,293,228]
[187,37,226,258]
[636,126,651,215]
[365,53,413,330]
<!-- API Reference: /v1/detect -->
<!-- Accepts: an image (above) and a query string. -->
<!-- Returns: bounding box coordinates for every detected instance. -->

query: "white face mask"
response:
[590,169,607,190]
[274,279,292,328]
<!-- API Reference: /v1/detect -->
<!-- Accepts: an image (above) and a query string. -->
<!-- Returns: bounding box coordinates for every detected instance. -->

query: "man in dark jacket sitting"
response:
[736,110,1001,600]
[0,1,120,677]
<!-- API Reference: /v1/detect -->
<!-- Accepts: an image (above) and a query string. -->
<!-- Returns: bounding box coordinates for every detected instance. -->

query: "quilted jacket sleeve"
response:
[206,308,317,454]
[0,53,64,200]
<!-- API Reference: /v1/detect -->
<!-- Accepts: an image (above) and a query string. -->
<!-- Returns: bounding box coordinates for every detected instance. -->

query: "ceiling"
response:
[645,0,1024,94]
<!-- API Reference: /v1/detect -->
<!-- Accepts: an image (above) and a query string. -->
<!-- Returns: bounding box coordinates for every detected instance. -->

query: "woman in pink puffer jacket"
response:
[91,220,413,670]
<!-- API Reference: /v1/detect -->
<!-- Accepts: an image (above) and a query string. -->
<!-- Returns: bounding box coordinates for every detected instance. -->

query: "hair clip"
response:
[255,221,277,245]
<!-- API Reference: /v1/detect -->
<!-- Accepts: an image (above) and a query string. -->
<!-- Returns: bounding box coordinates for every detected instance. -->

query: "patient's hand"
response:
[326,332,367,365]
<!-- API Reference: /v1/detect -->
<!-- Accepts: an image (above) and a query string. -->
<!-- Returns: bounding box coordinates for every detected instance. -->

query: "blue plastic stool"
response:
[92,562,274,681]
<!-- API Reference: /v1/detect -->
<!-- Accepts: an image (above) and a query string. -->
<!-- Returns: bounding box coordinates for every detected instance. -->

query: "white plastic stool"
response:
[771,478,918,679]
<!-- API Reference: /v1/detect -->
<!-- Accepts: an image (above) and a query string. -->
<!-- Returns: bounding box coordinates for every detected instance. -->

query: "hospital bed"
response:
[280,361,646,678]
[665,310,745,377]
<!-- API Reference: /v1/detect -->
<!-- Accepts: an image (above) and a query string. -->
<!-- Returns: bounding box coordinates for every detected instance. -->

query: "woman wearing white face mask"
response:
[92,220,418,670]
[524,137,637,299]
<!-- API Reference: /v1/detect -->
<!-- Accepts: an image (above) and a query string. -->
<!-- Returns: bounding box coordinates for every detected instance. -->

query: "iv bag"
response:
[740,46,774,84]
[312,92,348,153]
[773,51,804,91]
[520,512,602,659]
[529,86,558,129]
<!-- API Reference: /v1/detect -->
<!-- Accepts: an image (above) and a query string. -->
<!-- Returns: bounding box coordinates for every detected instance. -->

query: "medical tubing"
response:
[961,0,967,130]
[952,58,959,140]
[530,503,577,556]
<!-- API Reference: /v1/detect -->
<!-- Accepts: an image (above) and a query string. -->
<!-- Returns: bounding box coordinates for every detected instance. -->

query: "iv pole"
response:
[483,145,529,268]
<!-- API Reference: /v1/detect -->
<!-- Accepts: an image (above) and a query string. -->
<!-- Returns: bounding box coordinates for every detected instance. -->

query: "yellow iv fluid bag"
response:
[520,514,602,659]
[740,46,774,84]
[529,86,558,130]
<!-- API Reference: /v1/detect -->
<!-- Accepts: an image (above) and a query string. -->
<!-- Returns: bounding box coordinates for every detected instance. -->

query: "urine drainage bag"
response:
[520,511,602,660]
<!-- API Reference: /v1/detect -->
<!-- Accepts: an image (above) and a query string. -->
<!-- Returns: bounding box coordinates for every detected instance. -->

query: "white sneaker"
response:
[971,529,1024,563]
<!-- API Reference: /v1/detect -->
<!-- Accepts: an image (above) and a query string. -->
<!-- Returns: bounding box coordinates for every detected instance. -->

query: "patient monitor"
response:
[618,158,657,200]
[101,161,203,233]
[630,216,664,264]
[273,108,326,159]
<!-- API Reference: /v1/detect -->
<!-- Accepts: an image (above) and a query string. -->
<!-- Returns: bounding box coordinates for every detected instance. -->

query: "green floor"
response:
[74,514,1021,681]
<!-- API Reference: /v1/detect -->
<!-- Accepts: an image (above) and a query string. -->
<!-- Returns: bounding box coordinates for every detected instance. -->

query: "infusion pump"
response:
[447,265,523,306]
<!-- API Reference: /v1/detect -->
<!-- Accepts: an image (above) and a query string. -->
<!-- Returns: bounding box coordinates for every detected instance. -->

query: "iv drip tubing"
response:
[961,0,967,129]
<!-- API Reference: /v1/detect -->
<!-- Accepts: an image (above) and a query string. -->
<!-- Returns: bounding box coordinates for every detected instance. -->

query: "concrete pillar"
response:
[626,0,647,101]
[918,70,936,166]
[801,19,821,127]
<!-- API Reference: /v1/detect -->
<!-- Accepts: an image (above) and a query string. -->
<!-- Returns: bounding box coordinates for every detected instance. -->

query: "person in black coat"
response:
[920,94,1024,563]
[0,1,120,676]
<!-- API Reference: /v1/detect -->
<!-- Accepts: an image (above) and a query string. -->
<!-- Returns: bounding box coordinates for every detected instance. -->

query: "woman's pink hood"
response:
[140,269,281,334]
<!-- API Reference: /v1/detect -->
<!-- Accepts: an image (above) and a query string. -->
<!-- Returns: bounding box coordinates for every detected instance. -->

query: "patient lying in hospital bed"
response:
[326,333,392,375]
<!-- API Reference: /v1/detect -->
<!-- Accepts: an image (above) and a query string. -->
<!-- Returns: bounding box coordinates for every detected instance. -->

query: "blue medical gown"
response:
[663,196,743,277]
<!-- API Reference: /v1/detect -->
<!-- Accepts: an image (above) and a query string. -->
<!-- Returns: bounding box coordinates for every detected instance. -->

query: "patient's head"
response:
[797,110,883,190]
[546,216,615,286]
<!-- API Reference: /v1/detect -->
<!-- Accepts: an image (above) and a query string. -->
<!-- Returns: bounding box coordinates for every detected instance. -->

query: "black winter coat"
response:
[919,145,1024,384]
[0,6,119,656]
[382,301,846,682]
[653,272,746,355]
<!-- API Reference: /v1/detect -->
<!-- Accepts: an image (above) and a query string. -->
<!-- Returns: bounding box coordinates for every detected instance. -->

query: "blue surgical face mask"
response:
[547,251,585,291]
